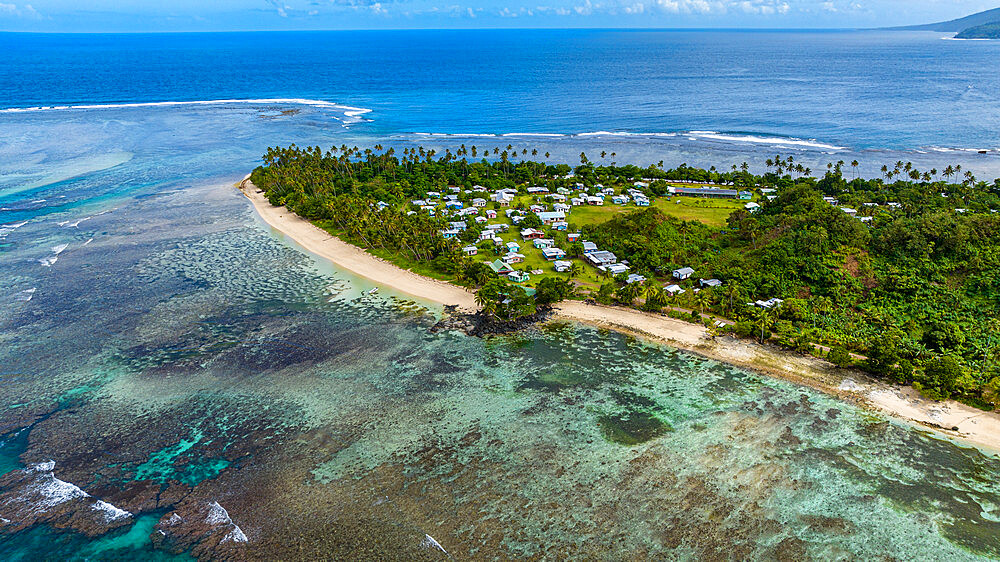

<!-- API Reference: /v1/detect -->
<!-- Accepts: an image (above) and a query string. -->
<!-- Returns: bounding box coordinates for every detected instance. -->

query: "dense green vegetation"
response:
[251,144,1000,409]
[956,22,1000,39]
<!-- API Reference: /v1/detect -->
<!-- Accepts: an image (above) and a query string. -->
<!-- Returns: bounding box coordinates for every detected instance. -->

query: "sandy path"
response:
[237,179,1000,455]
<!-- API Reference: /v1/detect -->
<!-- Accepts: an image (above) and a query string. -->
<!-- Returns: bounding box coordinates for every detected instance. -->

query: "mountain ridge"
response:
[887,7,1000,32]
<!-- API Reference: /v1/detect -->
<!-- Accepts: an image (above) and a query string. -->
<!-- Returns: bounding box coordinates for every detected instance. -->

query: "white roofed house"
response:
[699,278,722,288]
[553,203,570,213]
[626,274,646,284]
[586,250,617,267]
[472,197,488,207]
[665,284,685,296]
[462,245,478,256]
[550,221,569,231]
[672,267,695,280]
[582,241,598,253]
[486,209,497,219]
[606,263,630,275]
[553,260,573,273]
[533,238,555,249]
[537,211,566,225]
[503,252,525,264]
[542,247,567,261]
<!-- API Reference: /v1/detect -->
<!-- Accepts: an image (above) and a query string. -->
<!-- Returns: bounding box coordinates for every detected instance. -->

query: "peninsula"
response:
[243,144,1000,451]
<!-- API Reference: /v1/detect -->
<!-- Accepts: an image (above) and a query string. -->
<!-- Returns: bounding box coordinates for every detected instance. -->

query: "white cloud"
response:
[0,3,41,19]
[655,0,723,14]
[738,0,789,15]
[574,0,596,15]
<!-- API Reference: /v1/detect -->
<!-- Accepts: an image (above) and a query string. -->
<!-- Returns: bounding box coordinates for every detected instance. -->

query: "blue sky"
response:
[0,0,995,31]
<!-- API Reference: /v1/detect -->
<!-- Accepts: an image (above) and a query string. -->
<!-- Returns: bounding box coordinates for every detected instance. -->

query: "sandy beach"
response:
[238,178,1000,455]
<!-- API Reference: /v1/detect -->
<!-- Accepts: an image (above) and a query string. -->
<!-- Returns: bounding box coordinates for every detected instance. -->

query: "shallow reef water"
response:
[1,103,1000,560]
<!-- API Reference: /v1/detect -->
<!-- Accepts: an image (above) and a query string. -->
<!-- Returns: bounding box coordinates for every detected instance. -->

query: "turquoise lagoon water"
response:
[1,30,1000,559]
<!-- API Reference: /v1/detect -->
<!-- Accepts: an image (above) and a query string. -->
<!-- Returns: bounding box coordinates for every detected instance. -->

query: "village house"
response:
[699,278,722,288]
[486,209,497,219]
[445,201,463,210]
[606,263,630,275]
[440,229,460,239]
[634,197,650,207]
[506,241,521,253]
[503,252,525,264]
[549,194,566,202]
[553,260,573,273]
[582,241,598,253]
[586,196,605,206]
[520,228,545,240]
[674,187,752,200]
[626,273,646,284]
[612,195,629,205]
[462,245,478,256]
[754,298,783,309]
[479,231,496,241]
[840,207,857,216]
[550,221,568,231]
[537,211,566,225]
[586,250,618,266]
[553,203,570,213]
[475,216,488,224]
[744,202,761,212]
[529,204,546,214]
[508,270,530,283]
[665,284,685,295]
[672,267,695,280]
[472,198,487,207]
[527,186,549,194]
[542,247,567,260]
[567,232,581,242]
[486,223,508,232]
[533,238,555,249]
[570,197,584,206]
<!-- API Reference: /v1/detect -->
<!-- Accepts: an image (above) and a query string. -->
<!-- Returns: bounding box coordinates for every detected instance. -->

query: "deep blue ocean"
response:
[3,29,1000,560]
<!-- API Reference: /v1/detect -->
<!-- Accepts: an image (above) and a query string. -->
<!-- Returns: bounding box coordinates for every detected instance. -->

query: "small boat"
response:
[367,288,378,295]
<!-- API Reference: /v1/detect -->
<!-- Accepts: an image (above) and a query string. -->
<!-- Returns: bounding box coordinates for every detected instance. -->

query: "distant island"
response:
[888,6,1000,38]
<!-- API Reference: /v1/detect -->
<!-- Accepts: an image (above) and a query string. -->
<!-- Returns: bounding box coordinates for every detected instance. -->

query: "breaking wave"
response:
[0,98,372,124]
[409,130,847,151]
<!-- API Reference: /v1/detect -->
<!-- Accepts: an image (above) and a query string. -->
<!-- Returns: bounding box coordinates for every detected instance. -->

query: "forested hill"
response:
[889,7,1000,32]
[956,22,1000,39]
[251,145,1000,410]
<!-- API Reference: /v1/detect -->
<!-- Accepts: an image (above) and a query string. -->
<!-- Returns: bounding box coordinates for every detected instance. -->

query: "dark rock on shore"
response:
[0,461,133,537]
[152,498,249,560]
[430,305,555,337]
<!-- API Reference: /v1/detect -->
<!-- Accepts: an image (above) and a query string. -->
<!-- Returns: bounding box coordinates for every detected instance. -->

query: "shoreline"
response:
[237,178,1000,455]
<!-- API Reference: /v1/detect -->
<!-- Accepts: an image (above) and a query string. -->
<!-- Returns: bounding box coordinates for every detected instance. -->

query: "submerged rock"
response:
[0,461,132,537]
[152,498,249,559]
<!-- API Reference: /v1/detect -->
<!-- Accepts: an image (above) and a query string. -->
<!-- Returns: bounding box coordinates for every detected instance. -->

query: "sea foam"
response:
[0,98,372,124]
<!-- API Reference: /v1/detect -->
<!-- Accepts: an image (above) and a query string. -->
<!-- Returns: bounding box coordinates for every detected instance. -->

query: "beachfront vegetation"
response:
[251,144,1000,409]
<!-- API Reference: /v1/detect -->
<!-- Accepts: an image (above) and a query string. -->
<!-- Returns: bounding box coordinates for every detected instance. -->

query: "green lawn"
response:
[350,190,747,294]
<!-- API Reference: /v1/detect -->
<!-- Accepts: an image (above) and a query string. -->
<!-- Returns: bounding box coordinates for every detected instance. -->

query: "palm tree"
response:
[756,307,773,344]
[568,262,583,279]
[694,290,711,317]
